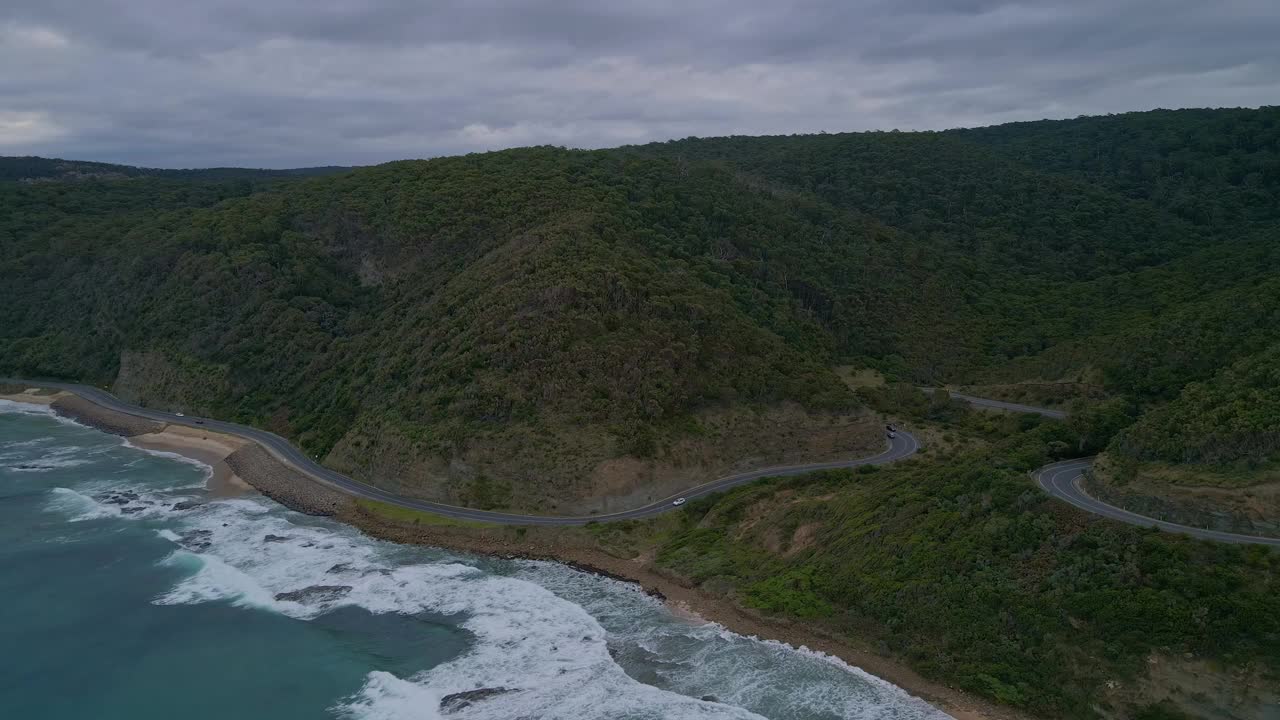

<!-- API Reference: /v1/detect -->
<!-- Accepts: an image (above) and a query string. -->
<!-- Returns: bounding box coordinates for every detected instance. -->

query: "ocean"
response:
[0,399,950,720]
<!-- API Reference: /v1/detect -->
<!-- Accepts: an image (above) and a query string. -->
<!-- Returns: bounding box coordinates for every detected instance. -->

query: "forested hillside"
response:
[1115,343,1280,464]
[3,108,1279,512]
[954,107,1280,227]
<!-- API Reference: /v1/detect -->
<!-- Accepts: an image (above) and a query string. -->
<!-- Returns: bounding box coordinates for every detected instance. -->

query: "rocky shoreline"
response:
[225,444,354,516]
[9,387,1021,720]
[343,507,1020,720]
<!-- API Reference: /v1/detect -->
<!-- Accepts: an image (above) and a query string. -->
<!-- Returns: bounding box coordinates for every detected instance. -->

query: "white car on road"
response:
[672,498,687,506]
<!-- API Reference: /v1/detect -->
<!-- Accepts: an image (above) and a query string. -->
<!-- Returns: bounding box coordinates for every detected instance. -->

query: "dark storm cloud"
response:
[1,0,1276,167]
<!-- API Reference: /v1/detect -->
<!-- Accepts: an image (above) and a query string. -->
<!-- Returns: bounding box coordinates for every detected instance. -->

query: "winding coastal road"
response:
[5,377,1277,544]
[1,378,916,526]
[919,387,1069,420]
[1033,458,1280,547]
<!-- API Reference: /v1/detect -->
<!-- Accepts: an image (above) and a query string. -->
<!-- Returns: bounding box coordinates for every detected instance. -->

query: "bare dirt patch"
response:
[784,522,822,557]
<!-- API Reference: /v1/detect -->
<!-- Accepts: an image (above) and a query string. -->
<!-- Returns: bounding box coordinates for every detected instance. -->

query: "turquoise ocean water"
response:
[0,399,950,720]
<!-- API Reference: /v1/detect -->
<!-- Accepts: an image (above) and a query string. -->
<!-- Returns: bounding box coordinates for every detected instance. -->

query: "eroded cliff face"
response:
[324,403,881,514]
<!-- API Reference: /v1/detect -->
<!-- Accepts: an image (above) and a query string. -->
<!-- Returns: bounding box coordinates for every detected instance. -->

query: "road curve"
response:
[918,387,1068,419]
[1033,458,1280,547]
[2,378,918,526]
[9,377,1277,544]
[920,388,1277,545]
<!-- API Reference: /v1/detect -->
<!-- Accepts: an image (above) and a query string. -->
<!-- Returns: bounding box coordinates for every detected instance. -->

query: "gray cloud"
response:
[1,0,1277,168]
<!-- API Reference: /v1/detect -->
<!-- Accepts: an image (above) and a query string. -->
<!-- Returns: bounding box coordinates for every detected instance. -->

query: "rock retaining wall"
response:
[225,444,352,516]
[50,395,165,436]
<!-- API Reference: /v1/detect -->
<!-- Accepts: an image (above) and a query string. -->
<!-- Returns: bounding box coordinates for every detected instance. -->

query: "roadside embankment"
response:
[51,394,165,436]
[225,444,354,516]
[1084,458,1280,539]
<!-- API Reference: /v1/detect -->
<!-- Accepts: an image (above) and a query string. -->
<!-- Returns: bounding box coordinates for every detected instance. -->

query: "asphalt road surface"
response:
[1033,458,1280,547]
[919,387,1068,419]
[2,378,916,526]
[7,377,1276,543]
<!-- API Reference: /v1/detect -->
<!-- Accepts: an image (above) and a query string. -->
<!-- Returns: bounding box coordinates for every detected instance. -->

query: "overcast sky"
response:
[2,0,1277,168]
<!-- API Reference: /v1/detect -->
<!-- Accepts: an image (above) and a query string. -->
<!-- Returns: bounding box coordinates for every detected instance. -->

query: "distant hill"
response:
[0,155,352,183]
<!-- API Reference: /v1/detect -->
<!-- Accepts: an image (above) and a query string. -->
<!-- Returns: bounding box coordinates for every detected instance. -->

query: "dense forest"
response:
[3,109,1280,501]
[3,108,1280,717]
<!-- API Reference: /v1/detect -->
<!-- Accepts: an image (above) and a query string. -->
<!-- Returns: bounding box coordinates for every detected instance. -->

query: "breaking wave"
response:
[24,407,950,720]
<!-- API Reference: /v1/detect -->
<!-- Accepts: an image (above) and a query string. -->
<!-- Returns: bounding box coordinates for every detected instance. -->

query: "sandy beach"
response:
[0,388,67,405]
[126,425,253,496]
[0,390,253,497]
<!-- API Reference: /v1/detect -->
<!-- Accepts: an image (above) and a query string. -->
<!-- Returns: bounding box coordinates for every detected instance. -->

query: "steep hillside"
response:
[4,109,1280,513]
[948,110,1280,518]
[3,149,907,511]
[1117,343,1280,465]
[1082,343,1280,537]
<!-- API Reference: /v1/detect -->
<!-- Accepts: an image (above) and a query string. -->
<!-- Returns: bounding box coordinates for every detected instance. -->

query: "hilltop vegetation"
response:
[955,107,1280,227]
[3,108,1280,507]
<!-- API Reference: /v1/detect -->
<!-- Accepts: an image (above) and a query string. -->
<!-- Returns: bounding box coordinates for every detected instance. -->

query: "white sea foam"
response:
[8,449,94,471]
[121,438,213,485]
[0,436,55,449]
[512,560,951,720]
[336,672,443,720]
[31,434,947,720]
[44,481,201,522]
[0,399,56,416]
[46,487,118,521]
[158,549,282,610]
[0,399,89,430]
[131,494,768,720]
